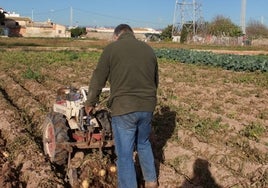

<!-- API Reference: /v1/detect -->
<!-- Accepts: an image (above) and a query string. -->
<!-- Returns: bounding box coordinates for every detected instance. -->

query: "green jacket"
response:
[86,32,159,116]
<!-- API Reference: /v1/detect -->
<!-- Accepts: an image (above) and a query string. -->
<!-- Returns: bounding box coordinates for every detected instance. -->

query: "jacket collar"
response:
[118,31,136,40]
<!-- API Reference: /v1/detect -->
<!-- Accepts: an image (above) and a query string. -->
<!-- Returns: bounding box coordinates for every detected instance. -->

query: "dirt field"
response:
[0,38,267,188]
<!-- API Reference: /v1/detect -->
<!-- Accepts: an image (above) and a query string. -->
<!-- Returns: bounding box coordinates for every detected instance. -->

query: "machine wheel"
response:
[43,112,69,165]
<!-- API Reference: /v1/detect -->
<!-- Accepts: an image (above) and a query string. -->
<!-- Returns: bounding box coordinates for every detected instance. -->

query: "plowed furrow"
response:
[158,124,268,188]
[7,72,57,110]
[0,91,65,188]
[0,73,45,126]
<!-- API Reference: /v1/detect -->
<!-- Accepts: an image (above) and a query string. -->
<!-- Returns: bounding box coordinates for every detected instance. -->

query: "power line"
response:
[20,7,170,28]
[72,7,170,27]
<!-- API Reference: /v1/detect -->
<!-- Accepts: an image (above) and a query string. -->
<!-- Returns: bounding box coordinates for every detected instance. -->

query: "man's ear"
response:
[112,34,118,41]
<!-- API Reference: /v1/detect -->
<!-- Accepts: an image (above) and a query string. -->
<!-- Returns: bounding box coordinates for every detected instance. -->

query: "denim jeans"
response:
[112,111,157,188]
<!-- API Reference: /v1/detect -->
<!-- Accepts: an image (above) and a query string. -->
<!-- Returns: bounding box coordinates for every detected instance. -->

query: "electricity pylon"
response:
[172,0,204,36]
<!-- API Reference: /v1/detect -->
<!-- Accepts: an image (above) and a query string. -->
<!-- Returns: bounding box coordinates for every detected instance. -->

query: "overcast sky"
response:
[1,0,267,29]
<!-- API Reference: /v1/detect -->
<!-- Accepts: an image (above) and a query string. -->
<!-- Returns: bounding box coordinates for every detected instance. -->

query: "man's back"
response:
[102,32,159,116]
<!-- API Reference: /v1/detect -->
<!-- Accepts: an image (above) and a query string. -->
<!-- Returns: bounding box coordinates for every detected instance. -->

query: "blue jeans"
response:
[112,112,157,188]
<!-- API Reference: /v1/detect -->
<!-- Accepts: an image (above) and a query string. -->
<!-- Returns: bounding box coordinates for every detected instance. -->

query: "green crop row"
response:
[154,48,268,72]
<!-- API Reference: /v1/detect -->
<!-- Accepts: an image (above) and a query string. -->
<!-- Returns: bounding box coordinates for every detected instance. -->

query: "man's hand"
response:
[85,106,94,115]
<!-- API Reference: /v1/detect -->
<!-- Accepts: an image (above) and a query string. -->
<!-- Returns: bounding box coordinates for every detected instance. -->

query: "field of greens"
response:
[155,48,268,72]
[0,38,267,188]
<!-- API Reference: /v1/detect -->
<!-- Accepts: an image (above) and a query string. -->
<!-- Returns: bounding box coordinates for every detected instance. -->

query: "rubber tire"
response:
[43,112,69,165]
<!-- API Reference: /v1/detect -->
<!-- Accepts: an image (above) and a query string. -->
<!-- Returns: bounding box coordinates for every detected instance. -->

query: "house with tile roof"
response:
[0,8,70,38]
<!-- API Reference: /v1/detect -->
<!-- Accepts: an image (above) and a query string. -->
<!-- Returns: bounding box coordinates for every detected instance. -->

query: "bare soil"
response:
[0,39,267,188]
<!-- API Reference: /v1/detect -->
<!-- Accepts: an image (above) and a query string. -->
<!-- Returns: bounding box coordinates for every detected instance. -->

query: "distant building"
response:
[23,20,70,38]
[86,27,161,41]
[0,8,70,38]
[172,36,180,42]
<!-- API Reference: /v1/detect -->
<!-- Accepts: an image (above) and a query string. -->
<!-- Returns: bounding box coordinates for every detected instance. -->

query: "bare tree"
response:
[246,19,268,39]
[208,15,242,37]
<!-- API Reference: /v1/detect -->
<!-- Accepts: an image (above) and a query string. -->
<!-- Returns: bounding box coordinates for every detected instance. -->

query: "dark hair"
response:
[113,24,133,36]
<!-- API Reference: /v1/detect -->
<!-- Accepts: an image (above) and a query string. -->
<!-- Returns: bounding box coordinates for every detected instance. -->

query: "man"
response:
[85,24,158,188]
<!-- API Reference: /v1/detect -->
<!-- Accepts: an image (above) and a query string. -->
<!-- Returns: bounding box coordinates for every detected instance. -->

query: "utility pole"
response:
[31,8,34,21]
[70,6,73,28]
[240,0,246,35]
[172,0,179,37]
[50,9,54,22]
[261,16,264,25]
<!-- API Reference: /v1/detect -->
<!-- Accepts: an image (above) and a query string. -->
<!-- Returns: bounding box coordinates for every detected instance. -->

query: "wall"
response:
[86,31,146,41]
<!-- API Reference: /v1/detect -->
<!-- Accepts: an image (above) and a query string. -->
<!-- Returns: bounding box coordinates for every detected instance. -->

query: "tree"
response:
[0,11,5,24]
[180,23,190,43]
[160,25,173,41]
[208,15,242,37]
[246,19,268,39]
[69,27,86,38]
[0,11,5,35]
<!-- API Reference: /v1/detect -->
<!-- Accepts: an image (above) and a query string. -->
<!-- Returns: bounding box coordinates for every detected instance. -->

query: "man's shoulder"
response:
[103,42,117,51]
